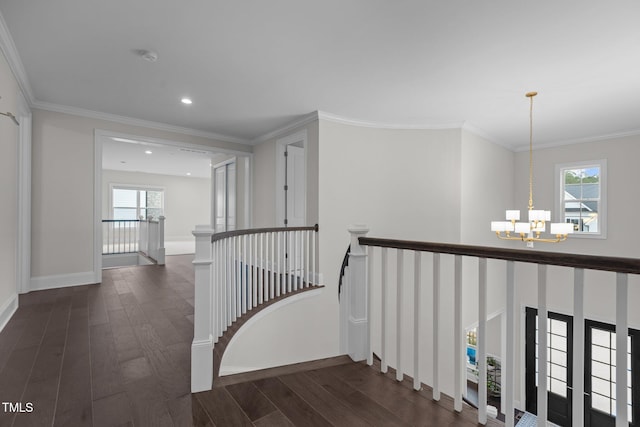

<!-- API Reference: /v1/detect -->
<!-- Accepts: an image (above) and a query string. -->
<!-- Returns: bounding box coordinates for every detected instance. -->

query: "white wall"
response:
[225,120,472,386]
[252,120,319,228]
[509,136,640,406]
[102,170,210,241]
[31,108,251,288]
[0,48,19,329]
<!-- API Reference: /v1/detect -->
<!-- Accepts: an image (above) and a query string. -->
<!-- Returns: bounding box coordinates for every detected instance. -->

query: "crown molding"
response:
[317,110,466,131]
[0,10,35,105]
[250,111,319,145]
[32,100,251,145]
[511,128,640,152]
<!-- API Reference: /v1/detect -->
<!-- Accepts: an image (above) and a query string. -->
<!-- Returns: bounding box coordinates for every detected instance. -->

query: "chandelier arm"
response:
[494,232,569,244]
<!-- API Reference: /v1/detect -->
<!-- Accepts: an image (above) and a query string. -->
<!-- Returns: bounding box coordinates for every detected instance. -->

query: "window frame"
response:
[109,184,165,220]
[554,159,607,239]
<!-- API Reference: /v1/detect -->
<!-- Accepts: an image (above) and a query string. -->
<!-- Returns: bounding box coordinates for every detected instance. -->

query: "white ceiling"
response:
[102,137,216,178]
[1,1,639,149]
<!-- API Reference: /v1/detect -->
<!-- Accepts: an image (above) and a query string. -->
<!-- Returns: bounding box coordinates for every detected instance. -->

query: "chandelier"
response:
[490,92,573,247]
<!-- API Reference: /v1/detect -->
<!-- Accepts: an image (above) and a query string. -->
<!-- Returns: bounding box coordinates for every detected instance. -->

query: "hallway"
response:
[0,255,195,426]
[1,255,505,426]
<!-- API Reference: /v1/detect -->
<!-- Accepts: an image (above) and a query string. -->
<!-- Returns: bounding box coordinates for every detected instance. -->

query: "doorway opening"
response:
[276,129,307,227]
[94,130,251,278]
[465,313,504,421]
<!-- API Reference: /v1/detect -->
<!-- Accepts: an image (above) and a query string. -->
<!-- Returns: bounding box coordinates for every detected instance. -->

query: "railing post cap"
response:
[193,225,214,236]
[348,224,369,234]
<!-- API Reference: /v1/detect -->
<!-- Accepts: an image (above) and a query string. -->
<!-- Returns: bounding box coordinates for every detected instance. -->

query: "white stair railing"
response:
[138,215,165,265]
[191,224,319,393]
[102,219,140,254]
[342,225,640,427]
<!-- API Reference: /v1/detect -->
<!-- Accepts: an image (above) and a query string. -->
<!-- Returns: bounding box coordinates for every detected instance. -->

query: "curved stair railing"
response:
[191,224,319,392]
[341,225,640,427]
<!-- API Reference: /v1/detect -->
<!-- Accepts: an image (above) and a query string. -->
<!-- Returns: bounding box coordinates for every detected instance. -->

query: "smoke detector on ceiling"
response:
[137,49,158,62]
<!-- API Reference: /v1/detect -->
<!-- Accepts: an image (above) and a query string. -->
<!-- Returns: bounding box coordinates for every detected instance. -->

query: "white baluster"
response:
[243,234,248,313]
[433,252,441,401]
[276,232,281,297]
[573,268,585,427]
[478,258,487,425]
[381,247,388,374]
[505,261,516,427]
[367,246,374,366]
[413,251,421,391]
[271,232,276,299]
[396,249,404,382]
[258,233,263,304]
[616,273,629,427]
[537,264,548,427]
[305,230,310,287]
[312,229,317,286]
[286,231,291,292]
[454,255,462,412]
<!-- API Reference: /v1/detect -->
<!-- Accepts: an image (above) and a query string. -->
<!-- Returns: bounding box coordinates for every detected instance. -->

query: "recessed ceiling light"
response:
[137,49,158,62]
[186,172,192,176]
[181,97,192,105]
[145,150,152,154]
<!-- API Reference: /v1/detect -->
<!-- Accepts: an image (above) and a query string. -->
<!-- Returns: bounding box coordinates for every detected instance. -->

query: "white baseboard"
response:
[29,271,98,292]
[0,293,18,333]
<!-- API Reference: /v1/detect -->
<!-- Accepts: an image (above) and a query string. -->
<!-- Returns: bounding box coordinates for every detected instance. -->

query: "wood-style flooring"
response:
[0,255,196,427]
[1,255,505,426]
[195,357,504,427]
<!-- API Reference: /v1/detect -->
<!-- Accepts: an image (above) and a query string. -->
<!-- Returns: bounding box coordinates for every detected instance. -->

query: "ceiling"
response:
[102,137,218,178]
[1,1,639,150]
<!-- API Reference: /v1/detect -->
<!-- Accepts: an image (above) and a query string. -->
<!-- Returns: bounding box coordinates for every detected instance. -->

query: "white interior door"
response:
[213,161,236,233]
[285,145,305,227]
[226,162,236,231]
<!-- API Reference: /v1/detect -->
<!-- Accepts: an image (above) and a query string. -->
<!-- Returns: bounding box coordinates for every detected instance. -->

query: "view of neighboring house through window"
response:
[556,160,606,236]
[112,186,164,220]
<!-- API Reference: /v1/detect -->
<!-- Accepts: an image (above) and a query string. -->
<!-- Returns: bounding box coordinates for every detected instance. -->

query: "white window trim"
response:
[554,159,607,239]
[109,183,165,220]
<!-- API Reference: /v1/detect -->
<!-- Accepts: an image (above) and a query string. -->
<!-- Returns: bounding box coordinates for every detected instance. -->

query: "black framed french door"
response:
[584,320,639,427]
[525,308,573,427]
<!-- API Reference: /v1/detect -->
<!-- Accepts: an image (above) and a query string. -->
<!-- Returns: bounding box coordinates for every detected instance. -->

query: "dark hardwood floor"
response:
[196,357,504,427]
[1,255,505,426]
[0,255,195,427]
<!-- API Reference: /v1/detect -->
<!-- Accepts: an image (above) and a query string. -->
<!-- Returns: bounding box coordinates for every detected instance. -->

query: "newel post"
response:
[191,225,214,392]
[157,215,166,265]
[347,225,370,361]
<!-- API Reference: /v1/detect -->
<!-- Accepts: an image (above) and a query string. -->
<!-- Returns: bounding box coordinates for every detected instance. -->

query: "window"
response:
[589,329,632,421]
[535,316,569,398]
[111,186,164,220]
[555,160,606,238]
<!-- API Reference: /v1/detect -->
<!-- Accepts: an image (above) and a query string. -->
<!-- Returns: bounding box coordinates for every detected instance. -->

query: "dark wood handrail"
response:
[359,237,640,275]
[212,224,319,243]
[102,219,140,223]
